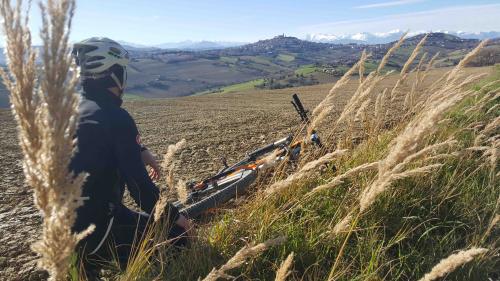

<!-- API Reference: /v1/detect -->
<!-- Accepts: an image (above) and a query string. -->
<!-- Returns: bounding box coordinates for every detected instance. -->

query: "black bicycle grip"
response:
[292,94,309,123]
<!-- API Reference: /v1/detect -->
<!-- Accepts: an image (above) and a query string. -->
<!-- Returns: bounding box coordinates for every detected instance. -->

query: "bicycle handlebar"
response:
[247,136,291,160]
[292,93,309,123]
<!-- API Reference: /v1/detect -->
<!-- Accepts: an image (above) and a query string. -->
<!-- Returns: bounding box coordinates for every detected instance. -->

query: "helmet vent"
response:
[86,62,104,70]
[109,47,121,54]
[87,56,105,63]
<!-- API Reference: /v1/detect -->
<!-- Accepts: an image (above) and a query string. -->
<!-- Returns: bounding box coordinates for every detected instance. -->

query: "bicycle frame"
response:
[178,94,320,217]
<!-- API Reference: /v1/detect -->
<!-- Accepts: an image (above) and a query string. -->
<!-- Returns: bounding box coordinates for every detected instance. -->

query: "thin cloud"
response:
[299,4,500,35]
[355,0,425,9]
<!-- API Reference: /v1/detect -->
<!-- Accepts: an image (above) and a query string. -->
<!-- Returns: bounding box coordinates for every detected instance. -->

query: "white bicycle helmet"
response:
[72,37,129,90]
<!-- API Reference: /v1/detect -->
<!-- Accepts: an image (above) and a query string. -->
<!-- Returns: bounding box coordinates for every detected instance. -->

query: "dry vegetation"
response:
[0,1,498,280]
[0,0,91,280]
[123,36,498,281]
[0,60,497,281]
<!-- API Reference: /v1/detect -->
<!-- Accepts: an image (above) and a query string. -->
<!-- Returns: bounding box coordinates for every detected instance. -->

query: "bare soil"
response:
[0,66,492,280]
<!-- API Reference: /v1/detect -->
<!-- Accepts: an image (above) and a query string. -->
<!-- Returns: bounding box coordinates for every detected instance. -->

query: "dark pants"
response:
[79,204,187,277]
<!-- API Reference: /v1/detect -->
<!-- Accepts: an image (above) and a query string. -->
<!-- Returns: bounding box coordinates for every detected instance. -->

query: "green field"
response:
[219,56,239,64]
[218,79,264,94]
[196,79,264,95]
[277,53,295,62]
[294,64,319,75]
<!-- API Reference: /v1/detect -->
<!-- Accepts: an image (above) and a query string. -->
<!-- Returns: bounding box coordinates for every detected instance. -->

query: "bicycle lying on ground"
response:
[174,94,322,218]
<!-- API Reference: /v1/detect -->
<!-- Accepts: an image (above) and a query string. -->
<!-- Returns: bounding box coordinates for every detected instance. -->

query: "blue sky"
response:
[17,0,500,45]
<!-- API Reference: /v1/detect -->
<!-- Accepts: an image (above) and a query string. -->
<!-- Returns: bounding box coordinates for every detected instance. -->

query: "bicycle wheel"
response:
[178,169,257,218]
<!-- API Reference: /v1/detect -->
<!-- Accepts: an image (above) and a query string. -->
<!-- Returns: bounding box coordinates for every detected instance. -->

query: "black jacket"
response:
[70,90,179,251]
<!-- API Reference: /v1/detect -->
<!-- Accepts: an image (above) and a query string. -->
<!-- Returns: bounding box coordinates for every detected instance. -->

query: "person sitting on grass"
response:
[70,37,192,274]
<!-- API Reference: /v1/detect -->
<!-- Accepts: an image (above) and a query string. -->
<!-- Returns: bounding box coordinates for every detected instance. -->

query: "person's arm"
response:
[113,110,179,224]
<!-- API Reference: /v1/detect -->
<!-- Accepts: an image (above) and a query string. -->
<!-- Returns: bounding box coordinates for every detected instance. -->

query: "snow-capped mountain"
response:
[305,30,500,44]
[154,40,246,50]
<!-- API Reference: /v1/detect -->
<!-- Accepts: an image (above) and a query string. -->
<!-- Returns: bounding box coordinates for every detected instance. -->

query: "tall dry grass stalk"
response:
[257,148,283,172]
[354,98,370,121]
[415,52,428,75]
[175,179,189,204]
[274,252,294,281]
[162,138,187,187]
[377,32,407,73]
[306,64,358,142]
[419,52,440,85]
[0,0,92,280]
[154,139,186,221]
[358,41,489,212]
[469,114,498,179]
[312,66,357,117]
[483,214,499,240]
[305,161,379,197]
[311,56,361,118]
[265,150,347,195]
[308,33,405,145]
[309,34,408,149]
[464,83,499,115]
[201,236,286,281]
[335,34,410,135]
[373,88,388,130]
[405,52,428,110]
[336,71,391,131]
[330,213,354,236]
[447,39,489,83]
[401,34,428,75]
[417,247,488,281]
[307,104,333,136]
[390,34,427,102]
[475,115,499,144]
[358,50,368,84]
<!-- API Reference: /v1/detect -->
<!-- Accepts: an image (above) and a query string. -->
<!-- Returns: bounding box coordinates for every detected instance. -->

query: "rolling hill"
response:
[123,33,499,98]
[0,32,498,107]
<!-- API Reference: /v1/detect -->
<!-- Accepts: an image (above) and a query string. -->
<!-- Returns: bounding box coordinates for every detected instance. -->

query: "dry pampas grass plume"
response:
[305,161,379,198]
[311,54,361,118]
[390,34,427,102]
[201,236,286,281]
[405,52,428,110]
[265,149,348,195]
[377,31,407,73]
[417,247,488,281]
[274,252,294,281]
[447,39,489,83]
[260,148,282,170]
[331,213,354,236]
[154,139,186,221]
[358,40,488,212]
[419,51,440,84]
[359,164,443,212]
[162,138,187,187]
[401,33,428,75]
[358,49,368,84]
[336,71,390,128]
[0,0,93,280]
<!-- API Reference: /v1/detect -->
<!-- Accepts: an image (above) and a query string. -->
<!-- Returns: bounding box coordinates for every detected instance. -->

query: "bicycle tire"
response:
[178,169,257,218]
